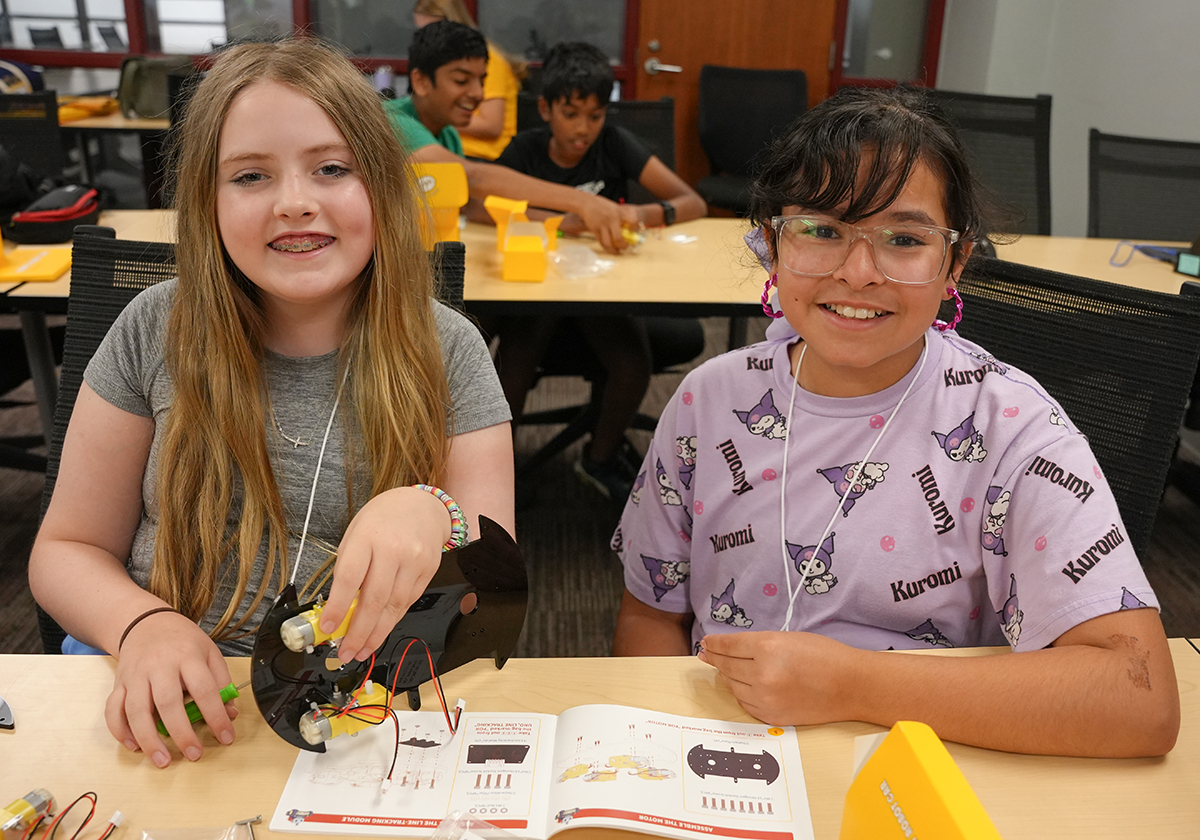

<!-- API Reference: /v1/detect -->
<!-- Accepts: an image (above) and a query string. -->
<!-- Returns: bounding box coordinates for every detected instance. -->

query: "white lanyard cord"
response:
[779,337,931,631]
[289,363,352,587]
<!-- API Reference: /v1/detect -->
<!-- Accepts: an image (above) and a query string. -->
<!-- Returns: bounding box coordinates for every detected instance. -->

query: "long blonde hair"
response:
[412,0,529,80]
[157,38,450,638]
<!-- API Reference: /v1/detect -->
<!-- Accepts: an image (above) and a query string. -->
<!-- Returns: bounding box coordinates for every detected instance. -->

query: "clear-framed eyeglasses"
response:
[771,215,962,286]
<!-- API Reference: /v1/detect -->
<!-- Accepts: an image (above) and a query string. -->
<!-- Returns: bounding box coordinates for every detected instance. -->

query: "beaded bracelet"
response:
[413,484,469,551]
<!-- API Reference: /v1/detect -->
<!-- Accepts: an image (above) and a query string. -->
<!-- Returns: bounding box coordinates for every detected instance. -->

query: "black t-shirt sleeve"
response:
[495,127,550,175]
[604,125,653,182]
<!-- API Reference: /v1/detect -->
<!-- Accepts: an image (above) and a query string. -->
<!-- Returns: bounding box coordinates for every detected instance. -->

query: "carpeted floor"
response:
[4,315,1200,657]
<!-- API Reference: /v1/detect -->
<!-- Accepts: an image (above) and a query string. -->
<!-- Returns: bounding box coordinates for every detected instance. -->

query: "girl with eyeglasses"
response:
[611,86,1179,758]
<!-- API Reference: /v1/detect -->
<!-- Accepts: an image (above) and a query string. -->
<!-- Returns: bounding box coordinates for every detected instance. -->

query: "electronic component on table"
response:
[280,597,358,652]
[299,680,391,745]
[251,515,528,753]
[1,790,54,840]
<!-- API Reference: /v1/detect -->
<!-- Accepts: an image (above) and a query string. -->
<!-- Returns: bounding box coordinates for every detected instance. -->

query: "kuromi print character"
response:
[1050,408,1066,427]
[998,573,1023,645]
[642,554,690,602]
[676,436,697,489]
[817,460,889,516]
[932,412,987,462]
[733,389,788,440]
[710,579,753,627]
[982,486,1009,556]
[785,533,839,594]
[656,458,682,506]
[906,618,954,647]
[1120,587,1148,610]
[630,470,646,506]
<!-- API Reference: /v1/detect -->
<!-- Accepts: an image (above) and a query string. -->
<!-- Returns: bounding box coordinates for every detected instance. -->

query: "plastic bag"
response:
[550,242,614,280]
[142,819,257,840]
[430,812,521,840]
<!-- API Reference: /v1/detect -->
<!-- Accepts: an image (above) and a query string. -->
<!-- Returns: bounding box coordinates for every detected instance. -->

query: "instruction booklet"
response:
[269,703,815,840]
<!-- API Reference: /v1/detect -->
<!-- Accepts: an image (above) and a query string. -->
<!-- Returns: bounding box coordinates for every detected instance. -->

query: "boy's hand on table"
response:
[107,612,236,768]
[324,486,448,663]
[699,630,861,726]
[576,195,630,254]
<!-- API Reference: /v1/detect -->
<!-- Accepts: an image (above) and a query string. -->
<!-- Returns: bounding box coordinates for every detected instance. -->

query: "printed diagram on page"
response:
[549,710,797,826]
[273,711,551,833]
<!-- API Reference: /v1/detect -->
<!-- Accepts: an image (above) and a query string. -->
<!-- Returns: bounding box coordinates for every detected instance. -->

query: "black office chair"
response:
[515,317,707,480]
[96,24,126,51]
[954,255,1200,558]
[697,65,807,217]
[0,91,69,183]
[28,27,66,49]
[1087,129,1200,241]
[606,97,674,203]
[35,228,466,653]
[924,89,1052,236]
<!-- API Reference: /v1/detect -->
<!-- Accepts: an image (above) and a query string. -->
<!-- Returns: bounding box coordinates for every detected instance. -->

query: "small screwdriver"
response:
[157,680,250,737]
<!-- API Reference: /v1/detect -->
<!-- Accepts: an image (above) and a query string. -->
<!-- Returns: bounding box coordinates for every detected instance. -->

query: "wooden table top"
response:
[2,213,765,317]
[2,640,1199,840]
[995,235,1192,295]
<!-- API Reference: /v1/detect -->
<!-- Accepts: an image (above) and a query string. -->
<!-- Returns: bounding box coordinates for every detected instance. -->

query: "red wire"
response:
[43,793,97,840]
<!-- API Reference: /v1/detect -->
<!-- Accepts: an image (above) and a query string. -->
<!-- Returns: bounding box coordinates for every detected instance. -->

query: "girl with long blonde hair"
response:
[30,37,513,769]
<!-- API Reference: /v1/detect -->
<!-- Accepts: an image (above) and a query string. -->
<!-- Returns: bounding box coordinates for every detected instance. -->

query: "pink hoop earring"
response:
[761,273,785,319]
[934,287,963,332]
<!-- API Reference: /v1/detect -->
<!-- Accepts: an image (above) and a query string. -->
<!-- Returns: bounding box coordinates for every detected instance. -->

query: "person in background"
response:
[610,86,1179,758]
[491,41,707,501]
[385,20,633,254]
[412,0,526,161]
[29,38,514,768]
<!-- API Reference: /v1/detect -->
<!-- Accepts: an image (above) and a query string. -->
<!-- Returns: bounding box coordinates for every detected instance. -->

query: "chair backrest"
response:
[606,97,675,203]
[36,229,465,653]
[28,26,65,48]
[0,91,67,182]
[698,65,807,177]
[1088,128,1200,241]
[97,24,126,51]
[924,89,1052,236]
[954,255,1200,558]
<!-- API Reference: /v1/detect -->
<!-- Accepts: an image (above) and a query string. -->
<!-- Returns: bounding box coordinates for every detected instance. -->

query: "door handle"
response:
[644,57,682,75]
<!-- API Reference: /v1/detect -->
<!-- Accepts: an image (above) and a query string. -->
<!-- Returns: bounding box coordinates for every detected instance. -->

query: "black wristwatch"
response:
[658,200,676,226]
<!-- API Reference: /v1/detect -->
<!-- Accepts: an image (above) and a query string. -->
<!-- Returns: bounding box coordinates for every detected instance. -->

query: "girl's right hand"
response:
[105,610,237,768]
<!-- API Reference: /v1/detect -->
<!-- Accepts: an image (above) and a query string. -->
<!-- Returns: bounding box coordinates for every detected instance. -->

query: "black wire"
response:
[47,793,97,840]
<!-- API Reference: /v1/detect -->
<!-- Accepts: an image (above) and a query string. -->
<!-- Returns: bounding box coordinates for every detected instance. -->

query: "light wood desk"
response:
[2,214,763,314]
[1,213,762,440]
[2,641,1199,840]
[996,235,1192,295]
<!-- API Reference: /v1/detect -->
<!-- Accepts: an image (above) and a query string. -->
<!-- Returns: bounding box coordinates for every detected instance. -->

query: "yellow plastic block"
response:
[484,195,529,249]
[502,235,546,282]
[840,721,1002,840]
[413,162,468,245]
[0,246,71,282]
[543,215,563,250]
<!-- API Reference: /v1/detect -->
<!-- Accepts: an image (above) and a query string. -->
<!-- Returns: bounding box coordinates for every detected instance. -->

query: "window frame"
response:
[1,0,641,95]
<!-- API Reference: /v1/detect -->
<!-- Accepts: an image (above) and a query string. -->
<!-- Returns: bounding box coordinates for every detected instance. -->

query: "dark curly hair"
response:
[748,86,998,266]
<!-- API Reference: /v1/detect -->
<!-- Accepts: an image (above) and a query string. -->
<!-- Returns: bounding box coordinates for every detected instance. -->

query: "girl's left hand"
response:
[321,486,451,661]
[698,630,861,726]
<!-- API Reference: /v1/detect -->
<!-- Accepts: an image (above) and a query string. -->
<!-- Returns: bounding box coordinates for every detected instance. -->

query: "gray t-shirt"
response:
[84,278,510,654]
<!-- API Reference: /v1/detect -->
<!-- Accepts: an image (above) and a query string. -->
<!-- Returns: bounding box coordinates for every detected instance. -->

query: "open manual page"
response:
[270,703,815,840]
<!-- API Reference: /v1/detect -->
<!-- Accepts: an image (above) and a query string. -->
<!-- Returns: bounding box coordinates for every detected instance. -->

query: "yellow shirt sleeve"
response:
[459,46,521,161]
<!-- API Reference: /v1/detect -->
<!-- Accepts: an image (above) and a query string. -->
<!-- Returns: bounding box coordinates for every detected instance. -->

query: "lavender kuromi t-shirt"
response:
[613,327,1157,654]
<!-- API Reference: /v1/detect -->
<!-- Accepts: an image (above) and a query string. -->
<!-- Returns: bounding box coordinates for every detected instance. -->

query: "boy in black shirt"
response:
[492,42,705,501]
